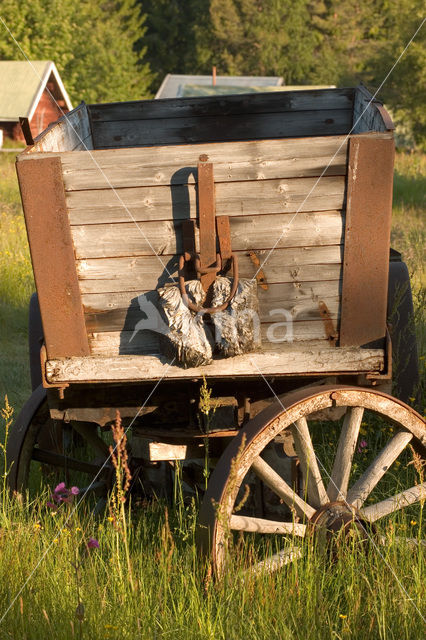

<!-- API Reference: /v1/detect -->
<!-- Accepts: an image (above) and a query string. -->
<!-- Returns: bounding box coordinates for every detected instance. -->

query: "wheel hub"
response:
[308,501,375,551]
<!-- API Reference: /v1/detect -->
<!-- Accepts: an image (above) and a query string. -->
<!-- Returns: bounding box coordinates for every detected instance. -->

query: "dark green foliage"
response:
[0,0,153,103]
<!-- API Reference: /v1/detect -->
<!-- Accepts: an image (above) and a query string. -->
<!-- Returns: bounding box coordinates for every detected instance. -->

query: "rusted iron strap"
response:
[248,251,268,290]
[16,157,90,358]
[319,301,338,345]
[198,160,217,292]
[216,215,232,271]
[340,135,394,346]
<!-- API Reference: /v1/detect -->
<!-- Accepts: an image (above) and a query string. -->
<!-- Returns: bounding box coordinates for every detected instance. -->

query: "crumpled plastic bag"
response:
[157,280,213,368]
[211,277,261,357]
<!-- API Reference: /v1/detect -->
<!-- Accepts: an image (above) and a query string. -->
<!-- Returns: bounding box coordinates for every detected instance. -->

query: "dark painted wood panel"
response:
[91,109,352,148]
[89,88,354,122]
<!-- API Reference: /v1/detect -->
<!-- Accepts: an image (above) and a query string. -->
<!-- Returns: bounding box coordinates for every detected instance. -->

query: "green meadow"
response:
[0,147,424,639]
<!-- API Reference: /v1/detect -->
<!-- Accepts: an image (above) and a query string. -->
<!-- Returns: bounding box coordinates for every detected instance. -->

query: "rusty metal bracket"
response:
[198,160,217,293]
[40,344,69,398]
[216,215,232,272]
[178,252,239,314]
[366,327,392,382]
[248,251,268,290]
[319,301,338,345]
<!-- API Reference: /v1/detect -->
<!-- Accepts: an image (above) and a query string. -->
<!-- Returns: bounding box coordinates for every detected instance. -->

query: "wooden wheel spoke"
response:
[244,546,302,577]
[32,447,106,476]
[230,514,306,537]
[290,417,328,508]
[347,430,413,508]
[327,406,364,501]
[361,482,426,522]
[251,455,315,520]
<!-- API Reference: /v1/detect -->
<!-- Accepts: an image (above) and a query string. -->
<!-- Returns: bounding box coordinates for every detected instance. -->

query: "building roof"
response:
[155,74,284,99]
[179,84,335,97]
[0,60,73,121]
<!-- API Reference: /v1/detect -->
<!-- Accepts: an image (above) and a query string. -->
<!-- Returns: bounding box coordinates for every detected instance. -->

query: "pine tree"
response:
[0,0,152,103]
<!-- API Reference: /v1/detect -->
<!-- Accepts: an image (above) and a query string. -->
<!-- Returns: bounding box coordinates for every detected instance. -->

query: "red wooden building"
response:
[0,60,73,142]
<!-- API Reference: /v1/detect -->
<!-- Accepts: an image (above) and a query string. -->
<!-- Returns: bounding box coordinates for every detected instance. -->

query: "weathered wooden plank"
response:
[352,86,392,134]
[88,89,354,123]
[28,102,93,153]
[76,248,343,294]
[71,211,344,259]
[87,322,334,356]
[91,109,352,148]
[82,280,341,334]
[66,175,346,225]
[45,344,384,384]
[59,137,348,191]
[230,515,306,537]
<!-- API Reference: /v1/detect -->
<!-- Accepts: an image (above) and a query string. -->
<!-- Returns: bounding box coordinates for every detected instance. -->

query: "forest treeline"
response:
[0,0,424,147]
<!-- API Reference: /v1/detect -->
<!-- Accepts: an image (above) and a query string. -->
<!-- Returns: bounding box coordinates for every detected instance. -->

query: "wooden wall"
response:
[52,135,350,357]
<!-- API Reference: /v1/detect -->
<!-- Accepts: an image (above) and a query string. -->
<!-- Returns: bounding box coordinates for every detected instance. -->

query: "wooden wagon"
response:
[9,85,425,574]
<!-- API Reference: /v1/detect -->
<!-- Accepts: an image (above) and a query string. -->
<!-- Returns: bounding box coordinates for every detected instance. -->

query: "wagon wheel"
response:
[198,385,426,577]
[7,385,114,502]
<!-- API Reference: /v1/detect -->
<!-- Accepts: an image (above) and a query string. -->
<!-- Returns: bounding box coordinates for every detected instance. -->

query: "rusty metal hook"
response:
[178,252,239,314]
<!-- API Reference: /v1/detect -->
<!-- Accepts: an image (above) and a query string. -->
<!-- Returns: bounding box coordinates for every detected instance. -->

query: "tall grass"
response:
[0,149,424,638]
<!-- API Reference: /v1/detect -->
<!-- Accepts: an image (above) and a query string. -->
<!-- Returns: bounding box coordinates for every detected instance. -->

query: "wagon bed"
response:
[16,85,394,387]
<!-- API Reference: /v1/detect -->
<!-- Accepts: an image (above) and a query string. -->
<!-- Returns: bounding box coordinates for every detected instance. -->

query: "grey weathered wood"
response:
[245,547,302,576]
[66,175,345,225]
[59,137,348,191]
[88,88,354,123]
[251,455,316,519]
[45,345,385,384]
[290,417,328,508]
[327,406,364,501]
[86,322,335,356]
[91,109,352,148]
[361,483,426,522]
[230,515,306,537]
[28,102,93,153]
[71,211,344,259]
[347,431,414,508]
[81,279,341,334]
[352,86,391,134]
[77,250,343,294]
